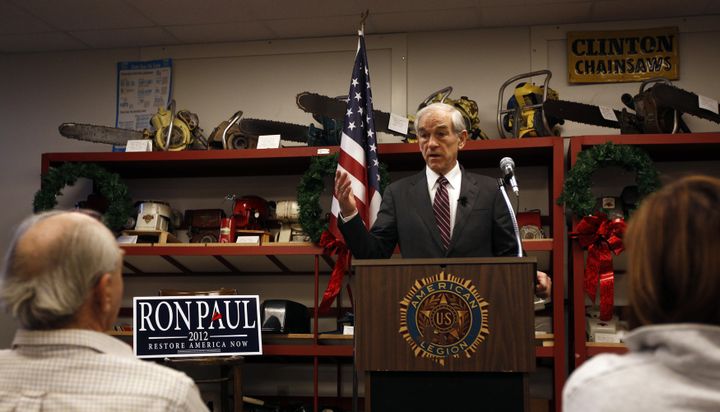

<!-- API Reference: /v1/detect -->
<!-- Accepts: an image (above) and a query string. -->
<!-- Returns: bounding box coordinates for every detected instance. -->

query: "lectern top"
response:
[351,256,537,267]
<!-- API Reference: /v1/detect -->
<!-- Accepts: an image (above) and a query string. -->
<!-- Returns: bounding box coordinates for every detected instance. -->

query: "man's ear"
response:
[458,130,468,149]
[93,273,113,314]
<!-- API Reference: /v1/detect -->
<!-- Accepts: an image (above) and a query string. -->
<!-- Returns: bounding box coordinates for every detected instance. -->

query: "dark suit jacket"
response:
[338,169,519,259]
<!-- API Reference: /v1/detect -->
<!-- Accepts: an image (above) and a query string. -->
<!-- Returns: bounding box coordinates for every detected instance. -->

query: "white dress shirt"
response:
[425,161,462,238]
[0,329,208,411]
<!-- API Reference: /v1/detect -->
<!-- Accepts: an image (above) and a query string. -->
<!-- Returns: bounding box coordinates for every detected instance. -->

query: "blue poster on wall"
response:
[116,58,172,131]
[133,295,263,359]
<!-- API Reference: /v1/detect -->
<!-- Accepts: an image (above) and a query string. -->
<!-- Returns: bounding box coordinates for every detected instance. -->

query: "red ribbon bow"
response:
[570,212,626,321]
[318,230,350,315]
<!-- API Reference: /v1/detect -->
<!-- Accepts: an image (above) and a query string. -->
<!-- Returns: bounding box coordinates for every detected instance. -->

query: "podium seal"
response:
[399,271,489,365]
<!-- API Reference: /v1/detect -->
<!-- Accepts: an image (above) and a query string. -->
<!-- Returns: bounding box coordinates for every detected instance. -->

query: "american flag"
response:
[319,30,381,314]
[330,31,382,234]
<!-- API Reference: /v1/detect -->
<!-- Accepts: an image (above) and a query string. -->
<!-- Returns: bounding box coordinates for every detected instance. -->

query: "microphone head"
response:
[500,157,515,173]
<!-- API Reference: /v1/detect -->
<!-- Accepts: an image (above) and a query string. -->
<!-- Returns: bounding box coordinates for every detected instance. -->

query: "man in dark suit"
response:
[334,102,551,297]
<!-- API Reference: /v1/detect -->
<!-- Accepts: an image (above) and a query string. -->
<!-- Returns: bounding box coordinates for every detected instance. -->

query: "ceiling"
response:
[1,0,718,54]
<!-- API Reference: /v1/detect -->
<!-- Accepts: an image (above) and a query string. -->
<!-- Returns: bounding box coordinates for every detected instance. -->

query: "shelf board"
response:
[111,330,550,359]
[380,137,558,169]
[586,342,628,356]
[107,331,354,357]
[121,240,552,255]
[260,344,353,357]
[121,244,323,256]
[121,244,333,276]
[43,146,340,178]
[521,238,553,251]
[571,132,720,162]
[535,346,554,358]
[108,331,352,340]
[119,241,555,276]
[42,137,561,177]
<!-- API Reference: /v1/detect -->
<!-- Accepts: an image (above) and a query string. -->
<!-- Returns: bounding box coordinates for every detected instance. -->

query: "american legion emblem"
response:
[399,271,489,365]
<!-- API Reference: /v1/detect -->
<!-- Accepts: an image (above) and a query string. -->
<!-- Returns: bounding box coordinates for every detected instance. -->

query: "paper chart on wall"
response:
[115,59,173,130]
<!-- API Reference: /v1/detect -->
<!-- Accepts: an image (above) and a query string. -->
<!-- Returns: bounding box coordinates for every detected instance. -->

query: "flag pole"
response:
[359,9,369,35]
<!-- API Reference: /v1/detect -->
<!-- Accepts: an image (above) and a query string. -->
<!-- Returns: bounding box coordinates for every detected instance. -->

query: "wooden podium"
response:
[354,257,536,412]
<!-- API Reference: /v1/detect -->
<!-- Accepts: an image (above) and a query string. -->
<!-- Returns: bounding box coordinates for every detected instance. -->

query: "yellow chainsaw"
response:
[408,86,489,142]
[151,100,207,151]
[497,70,562,138]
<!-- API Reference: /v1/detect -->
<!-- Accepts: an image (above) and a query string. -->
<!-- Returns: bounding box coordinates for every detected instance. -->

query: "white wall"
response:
[1,15,719,397]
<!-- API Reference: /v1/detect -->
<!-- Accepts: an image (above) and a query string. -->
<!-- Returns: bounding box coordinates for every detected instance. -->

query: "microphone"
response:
[500,157,519,196]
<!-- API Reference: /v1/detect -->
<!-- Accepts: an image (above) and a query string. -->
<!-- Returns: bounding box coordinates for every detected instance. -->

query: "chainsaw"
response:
[412,86,489,141]
[151,100,207,151]
[522,76,720,134]
[58,123,145,145]
[497,70,564,138]
[617,78,695,134]
[207,110,312,149]
[307,114,343,146]
[59,100,208,150]
[298,90,490,142]
[296,92,406,138]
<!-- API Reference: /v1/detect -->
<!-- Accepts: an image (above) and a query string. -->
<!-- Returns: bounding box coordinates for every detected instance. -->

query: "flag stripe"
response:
[337,154,368,191]
[339,131,366,165]
[336,164,367,204]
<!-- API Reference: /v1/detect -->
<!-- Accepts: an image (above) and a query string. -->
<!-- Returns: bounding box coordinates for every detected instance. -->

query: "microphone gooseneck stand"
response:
[498,178,523,257]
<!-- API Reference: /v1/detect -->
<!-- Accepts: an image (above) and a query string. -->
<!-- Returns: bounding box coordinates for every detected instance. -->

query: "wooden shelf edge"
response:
[43,146,341,162]
[522,238,553,251]
[535,346,554,358]
[570,132,720,146]
[262,333,353,342]
[586,341,628,357]
[262,344,353,357]
[43,137,564,164]
[121,244,324,256]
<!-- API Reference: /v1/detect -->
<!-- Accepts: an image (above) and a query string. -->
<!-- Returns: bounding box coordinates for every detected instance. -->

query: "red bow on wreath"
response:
[318,230,350,315]
[570,212,626,321]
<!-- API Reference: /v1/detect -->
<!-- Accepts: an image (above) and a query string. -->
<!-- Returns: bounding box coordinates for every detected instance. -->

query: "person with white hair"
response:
[0,211,207,411]
[335,102,551,296]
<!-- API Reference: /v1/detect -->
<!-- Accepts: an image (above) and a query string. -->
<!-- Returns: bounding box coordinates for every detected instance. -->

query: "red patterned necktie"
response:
[433,176,451,249]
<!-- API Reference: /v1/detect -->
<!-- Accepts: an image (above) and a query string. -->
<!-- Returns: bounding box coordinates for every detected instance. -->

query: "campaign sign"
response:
[133,295,263,359]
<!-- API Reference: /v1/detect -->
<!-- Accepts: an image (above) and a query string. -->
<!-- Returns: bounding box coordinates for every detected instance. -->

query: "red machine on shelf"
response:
[218,195,272,243]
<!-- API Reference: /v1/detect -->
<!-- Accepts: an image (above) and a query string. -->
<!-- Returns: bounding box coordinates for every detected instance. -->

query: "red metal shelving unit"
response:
[569,132,720,368]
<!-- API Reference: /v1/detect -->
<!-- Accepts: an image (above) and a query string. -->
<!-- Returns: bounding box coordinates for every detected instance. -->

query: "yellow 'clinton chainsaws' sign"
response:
[567,27,679,84]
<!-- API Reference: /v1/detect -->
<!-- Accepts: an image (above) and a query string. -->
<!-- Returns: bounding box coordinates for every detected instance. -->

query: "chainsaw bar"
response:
[296,92,405,137]
[650,83,720,124]
[542,100,623,129]
[59,123,145,145]
[238,118,309,143]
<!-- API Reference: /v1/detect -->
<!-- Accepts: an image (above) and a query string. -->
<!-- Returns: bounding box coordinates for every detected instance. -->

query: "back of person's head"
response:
[626,175,720,328]
[416,102,466,135]
[0,211,122,330]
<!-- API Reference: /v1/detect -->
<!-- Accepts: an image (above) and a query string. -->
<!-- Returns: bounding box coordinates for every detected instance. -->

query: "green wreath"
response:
[33,163,133,232]
[298,153,389,243]
[558,142,661,218]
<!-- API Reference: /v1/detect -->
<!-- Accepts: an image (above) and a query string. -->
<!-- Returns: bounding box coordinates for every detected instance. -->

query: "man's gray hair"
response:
[415,102,467,135]
[0,211,122,329]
